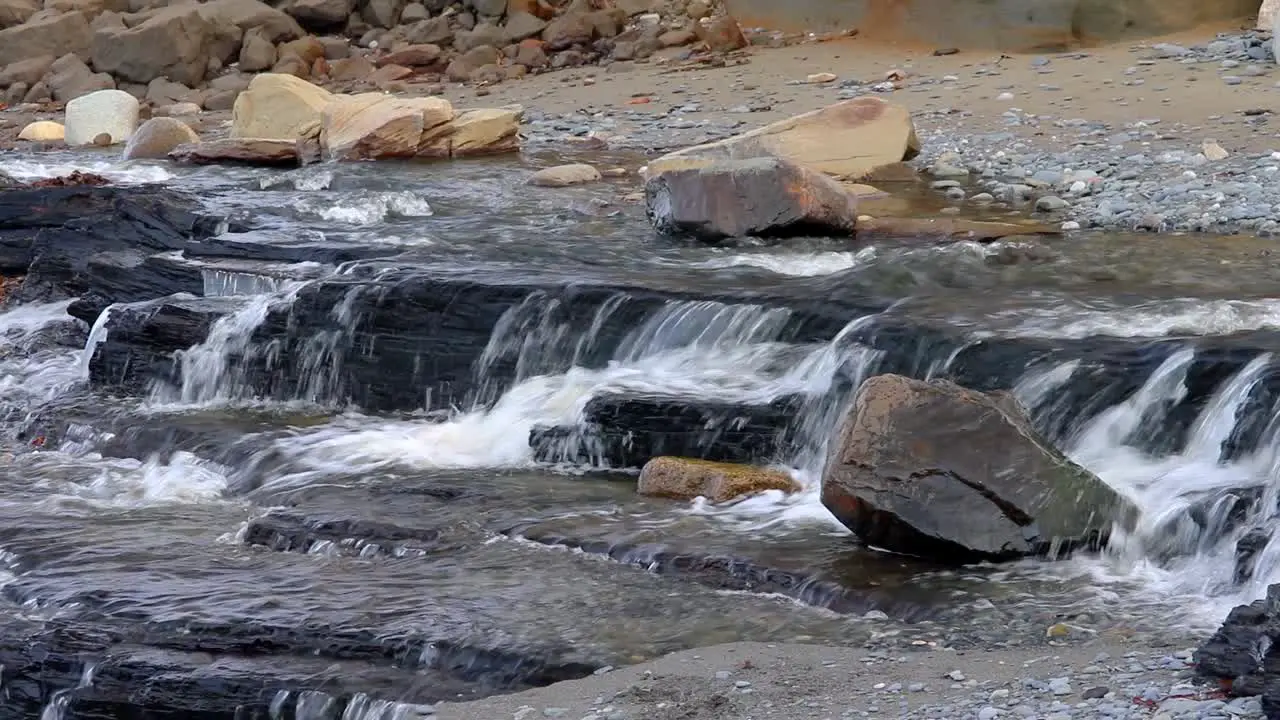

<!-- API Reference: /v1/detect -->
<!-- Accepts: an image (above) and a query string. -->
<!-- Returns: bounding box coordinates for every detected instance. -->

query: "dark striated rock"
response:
[89,296,245,393]
[0,185,230,304]
[532,393,807,468]
[1196,585,1280,708]
[0,611,600,719]
[244,510,446,557]
[645,156,860,242]
[821,374,1138,563]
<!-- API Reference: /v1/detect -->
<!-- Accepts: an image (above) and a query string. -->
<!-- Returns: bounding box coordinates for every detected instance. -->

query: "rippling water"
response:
[4,149,1280,715]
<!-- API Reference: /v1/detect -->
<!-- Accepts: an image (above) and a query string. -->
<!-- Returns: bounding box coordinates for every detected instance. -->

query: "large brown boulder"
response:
[646,98,920,181]
[645,156,860,242]
[0,11,92,68]
[90,4,228,86]
[821,374,1137,562]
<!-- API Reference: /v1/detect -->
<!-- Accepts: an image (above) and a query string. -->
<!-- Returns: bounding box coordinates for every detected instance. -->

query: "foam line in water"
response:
[696,249,873,276]
[1,158,173,184]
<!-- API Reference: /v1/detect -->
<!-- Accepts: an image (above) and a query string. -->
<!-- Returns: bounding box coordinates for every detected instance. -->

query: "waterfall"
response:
[148,283,304,406]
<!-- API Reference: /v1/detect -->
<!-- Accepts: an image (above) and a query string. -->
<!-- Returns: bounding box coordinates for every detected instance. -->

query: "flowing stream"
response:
[5,151,1280,717]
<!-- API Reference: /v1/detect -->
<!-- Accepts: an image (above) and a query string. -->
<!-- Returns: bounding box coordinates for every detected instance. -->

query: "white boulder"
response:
[64,89,139,146]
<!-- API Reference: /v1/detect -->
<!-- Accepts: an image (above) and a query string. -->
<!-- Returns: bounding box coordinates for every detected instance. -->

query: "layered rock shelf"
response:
[4,174,1280,716]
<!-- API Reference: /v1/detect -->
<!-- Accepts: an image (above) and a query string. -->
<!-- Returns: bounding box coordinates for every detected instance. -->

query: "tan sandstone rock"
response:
[231,73,333,140]
[646,98,920,181]
[0,0,39,29]
[417,105,521,158]
[320,93,453,160]
[638,457,799,503]
[122,116,199,160]
[17,120,65,142]
[527,163,601,187]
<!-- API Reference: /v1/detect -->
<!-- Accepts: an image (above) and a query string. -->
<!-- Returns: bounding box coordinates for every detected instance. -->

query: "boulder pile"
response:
[22,72,520,160]
[0,0,746,110]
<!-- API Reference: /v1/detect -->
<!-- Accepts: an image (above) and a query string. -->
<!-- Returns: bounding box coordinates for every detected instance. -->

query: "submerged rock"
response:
[855,216,1061,243]
[638,457,799,503]
[821,374,1136,562]
[532,393,807,469]
[528,163,602,187]
[645,97,920,180]
[645,156,860,241]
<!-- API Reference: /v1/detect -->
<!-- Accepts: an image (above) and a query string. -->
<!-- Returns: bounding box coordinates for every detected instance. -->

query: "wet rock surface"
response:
[2,155,1280,718]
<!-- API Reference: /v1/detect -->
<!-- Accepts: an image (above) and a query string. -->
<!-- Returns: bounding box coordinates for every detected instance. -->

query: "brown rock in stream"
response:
[645,156,860,241]
[168,138,301,166]
[639,457,799,503]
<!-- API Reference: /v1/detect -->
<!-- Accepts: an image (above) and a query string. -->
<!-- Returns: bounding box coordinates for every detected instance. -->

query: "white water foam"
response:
[698,249,873,277]
[1,158,174,184]
[294,191,434,226]
[991,298,1280,339]
[1004,350,1280,628]
[0,300,86,409]
[14,450,231,509]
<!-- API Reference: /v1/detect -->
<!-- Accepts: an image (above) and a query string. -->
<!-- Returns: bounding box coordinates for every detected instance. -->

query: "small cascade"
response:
[474,291,629,389]
[202,269,288,298]
[339,694,435,720]
[38,660,97,720]
[611,300,793,363]
[1183,353,1272,463]
[149,283,303,406]
[293,285,365,405]
[472,294,799,405]
[1070,348,1197,461]
[76,304,115,378]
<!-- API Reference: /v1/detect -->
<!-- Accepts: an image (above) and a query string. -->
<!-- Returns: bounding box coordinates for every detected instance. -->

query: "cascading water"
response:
[147,280,304,407]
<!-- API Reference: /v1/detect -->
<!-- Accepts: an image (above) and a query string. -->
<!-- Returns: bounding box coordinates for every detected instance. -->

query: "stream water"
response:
[3,150,1280,716]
